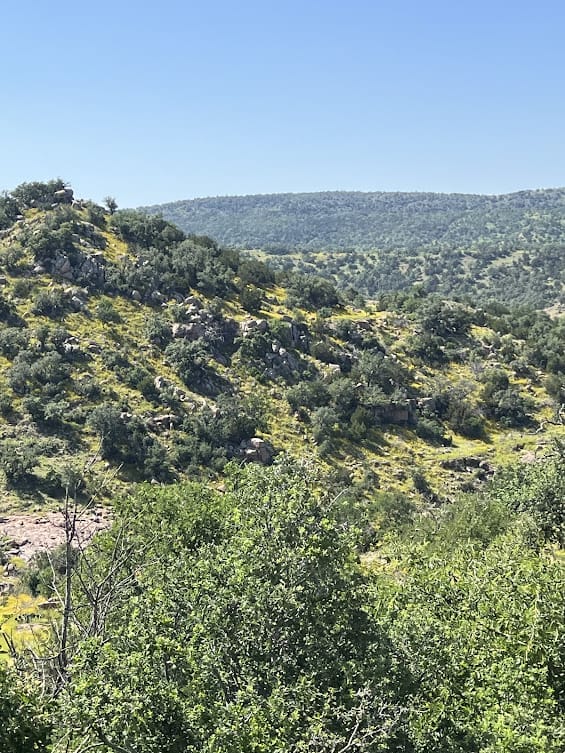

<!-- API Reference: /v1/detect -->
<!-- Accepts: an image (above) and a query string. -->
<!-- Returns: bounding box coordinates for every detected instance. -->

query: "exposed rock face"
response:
[62,336,81,354]
[0,509,111,562]
[172,322,205,340]
[239,437,274,465]
[50,250,106,286]
[154,375,189,402]
[146,413,182,431]
[169,306,238,354]
[240,318,268,337]
[262,341,301,381]
[54,187,74,203]
[184,295,203,309]
[373,401,418,426]
[288,320,310,352]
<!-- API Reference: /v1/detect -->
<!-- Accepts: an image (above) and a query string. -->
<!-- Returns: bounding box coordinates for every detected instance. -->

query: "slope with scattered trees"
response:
[142,189,565,307]
[0,180,563,753]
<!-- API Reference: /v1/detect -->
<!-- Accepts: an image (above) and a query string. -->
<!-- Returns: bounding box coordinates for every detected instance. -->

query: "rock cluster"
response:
[239,437,274,464]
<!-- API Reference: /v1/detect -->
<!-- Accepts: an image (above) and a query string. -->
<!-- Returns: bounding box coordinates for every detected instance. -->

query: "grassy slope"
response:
[0,204,561,516]
[0,196,563,661]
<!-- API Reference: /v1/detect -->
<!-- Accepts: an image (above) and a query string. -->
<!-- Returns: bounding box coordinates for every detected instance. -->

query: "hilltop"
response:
[0,180,562,514]
[142,189,565,308]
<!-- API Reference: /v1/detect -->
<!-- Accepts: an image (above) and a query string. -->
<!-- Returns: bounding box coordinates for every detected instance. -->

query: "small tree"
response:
[103,196,118,215]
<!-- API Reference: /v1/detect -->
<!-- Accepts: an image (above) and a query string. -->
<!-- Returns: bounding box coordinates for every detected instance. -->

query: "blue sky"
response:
[1,1,565,205]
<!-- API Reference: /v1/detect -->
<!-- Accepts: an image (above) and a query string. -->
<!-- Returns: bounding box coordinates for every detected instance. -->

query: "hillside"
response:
[142,189,565,307]
[0,181,564,753]
[0,180,562,516]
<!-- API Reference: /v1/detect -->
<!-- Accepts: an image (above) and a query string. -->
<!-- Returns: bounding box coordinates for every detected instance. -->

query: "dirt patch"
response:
[0,507,111,562]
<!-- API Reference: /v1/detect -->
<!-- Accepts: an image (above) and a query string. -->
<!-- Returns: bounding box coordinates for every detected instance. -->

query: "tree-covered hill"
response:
[0,180,563,514]
[0,181,563,753]
[142,189,565,307]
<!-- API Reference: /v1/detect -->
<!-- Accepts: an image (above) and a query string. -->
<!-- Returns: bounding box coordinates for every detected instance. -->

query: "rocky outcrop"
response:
[53,187,74,204]
[172,322,205,340]
[441,456,494,478]
[153,375,190,402]
[262,340,301,381]
[239,437,274,465]
[374,400,418,426]
[288,320,310,352]
[240,318,268,337]
[171,306,237,355]
[146,413,182,431]
[50,249,106,286]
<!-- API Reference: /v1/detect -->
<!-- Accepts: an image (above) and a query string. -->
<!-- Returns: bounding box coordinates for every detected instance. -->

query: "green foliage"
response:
[0,438,41,486]
[144,189,565,308]
[286,379,330,412]
[95,298,122,323]
[427,383,486,438]
[103,196,118,214]
[0,326,30,358]
[24,543,78,597]
[372,462,565,752]
[0,192,20,230]
[86,403,128,459]
[239,283,263,312]
[110,210,185,249]
[0,665,51,752]
[419,299,474,338]
[414,416,450,445]
[480,369,533,427]
[0,291,17,321]
[164,339,213,390]
[172,395,265,472]
[380,531,565,752]
[285,272,339,310]
[58,464,405,752]
[31,289,67,318]
[10,178,66,209]
[87,402,169,479]
[107,233,235,299]
[489,457,565,546]
[544,372,565,403]
[311,405,340,444]
[237,257,274,286]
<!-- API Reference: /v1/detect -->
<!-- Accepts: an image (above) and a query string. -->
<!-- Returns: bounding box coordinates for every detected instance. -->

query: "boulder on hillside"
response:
[240,318,268,337]
[239,437,274,465]
[54,187,74,203]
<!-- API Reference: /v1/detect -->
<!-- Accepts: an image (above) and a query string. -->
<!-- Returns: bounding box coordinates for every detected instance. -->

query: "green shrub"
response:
[0,439,41,487]
[31,289,67,318]
[95,298,122,323]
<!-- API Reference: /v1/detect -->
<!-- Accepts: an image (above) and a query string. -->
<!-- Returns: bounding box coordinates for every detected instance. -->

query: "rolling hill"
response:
[142,189,565,307]
[0,180,562,515]
[0,181,563,753]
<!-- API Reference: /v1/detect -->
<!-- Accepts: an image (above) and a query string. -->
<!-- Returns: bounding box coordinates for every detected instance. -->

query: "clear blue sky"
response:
[1,1,565,206]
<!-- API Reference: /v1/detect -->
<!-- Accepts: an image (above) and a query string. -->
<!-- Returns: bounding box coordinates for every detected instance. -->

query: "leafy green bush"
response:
[0,439,41,487]
[480,369,533,426]
[286,380,330,412]
[415,416,450,445]
[10,178,66,209]
[95,298,122,323]
[240,284,263,312]
[0,664,51,752]
[31,289,67,318]
[0,327,30,358]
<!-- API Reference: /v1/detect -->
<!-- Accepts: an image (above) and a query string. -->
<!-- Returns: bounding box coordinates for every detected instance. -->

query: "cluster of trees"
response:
[143,188,565,308]
[2,454,564,752]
